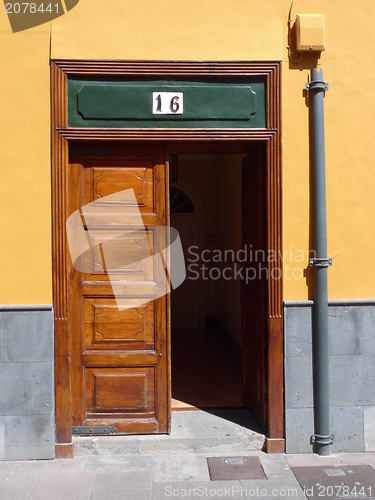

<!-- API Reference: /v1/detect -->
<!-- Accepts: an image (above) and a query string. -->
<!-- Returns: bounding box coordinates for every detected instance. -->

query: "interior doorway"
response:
[170,179,205,330]
[170,153,251,412]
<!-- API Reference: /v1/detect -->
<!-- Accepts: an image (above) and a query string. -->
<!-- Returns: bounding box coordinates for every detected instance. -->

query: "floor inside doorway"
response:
[171,329,244,410]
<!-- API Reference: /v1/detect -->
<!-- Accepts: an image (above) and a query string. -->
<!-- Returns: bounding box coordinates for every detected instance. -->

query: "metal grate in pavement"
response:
[291,465,375,500]
[206,456,267,481]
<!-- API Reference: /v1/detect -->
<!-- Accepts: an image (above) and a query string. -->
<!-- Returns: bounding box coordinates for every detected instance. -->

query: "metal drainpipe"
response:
[307,68,333,456]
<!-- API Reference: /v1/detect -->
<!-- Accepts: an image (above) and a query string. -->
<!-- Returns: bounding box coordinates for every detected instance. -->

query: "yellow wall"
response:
[1,0,375,302]
[0,30,52,304]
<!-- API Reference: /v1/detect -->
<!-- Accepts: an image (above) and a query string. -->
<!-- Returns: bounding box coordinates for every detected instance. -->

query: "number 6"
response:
[170,96,179,113]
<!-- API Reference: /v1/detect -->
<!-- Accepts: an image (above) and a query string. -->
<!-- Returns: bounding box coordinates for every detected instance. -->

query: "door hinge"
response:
[72,426,116,435]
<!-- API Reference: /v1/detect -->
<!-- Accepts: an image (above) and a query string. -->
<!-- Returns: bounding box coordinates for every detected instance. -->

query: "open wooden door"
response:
[68,145,169,435]
[241,146,268,427]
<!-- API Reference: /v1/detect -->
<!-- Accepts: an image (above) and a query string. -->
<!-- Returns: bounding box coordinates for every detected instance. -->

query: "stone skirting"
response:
[284,301,375,453]
[0,306,54,460]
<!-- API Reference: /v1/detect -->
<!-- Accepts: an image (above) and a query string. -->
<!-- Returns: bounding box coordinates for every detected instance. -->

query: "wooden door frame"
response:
[51,60,283,458]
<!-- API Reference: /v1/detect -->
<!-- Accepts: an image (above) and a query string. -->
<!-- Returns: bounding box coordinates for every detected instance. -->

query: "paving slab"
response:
[152,481,197,500]
[0,460,45,490]
[27,469,97,500]
[92,470,153,490]
[0,488,31,500]
[90,489,151,500]
[44,456,89,470]
[85,454,153,471]
[239,479,306,499]
[337,452,375,466]
[249,451,290,475]
[285,453,342,467]
[195,480,245,500]
[2,448,375,500]
[153,453,210,482]
[291,464,375,500]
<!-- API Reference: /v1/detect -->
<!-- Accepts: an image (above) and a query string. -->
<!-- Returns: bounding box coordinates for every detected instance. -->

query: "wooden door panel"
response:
[69,147,168,435]
[84,161,155,211]
[84,299,155,350]
[84,229,153,280]
[86,368,155,414]
[241,147,267,426]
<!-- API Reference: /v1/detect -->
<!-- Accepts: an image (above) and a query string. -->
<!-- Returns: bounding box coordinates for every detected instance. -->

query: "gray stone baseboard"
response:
[0,307,54,460]
[284,301,375,454]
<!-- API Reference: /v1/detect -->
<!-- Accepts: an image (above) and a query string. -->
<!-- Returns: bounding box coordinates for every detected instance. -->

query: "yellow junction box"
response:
[296,14,325,52]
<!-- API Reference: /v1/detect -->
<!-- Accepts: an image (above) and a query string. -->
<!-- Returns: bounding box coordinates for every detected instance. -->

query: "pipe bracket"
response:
[311,434,334,445]
[306,81,329,92]
[310,257,332,268]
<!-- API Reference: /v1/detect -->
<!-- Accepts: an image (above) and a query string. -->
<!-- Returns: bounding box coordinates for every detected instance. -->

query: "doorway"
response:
[170,178,205,330]
[51,59,283,457]
[170,154,245,411]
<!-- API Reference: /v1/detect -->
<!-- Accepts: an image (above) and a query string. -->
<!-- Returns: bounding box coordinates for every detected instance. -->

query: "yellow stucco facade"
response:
[1,0,374,303]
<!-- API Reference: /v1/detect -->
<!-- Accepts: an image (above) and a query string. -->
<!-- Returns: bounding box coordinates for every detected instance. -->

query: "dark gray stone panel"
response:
[285,408,314,454]
[329,355,375,406]
[0,362,54,415]
[330,406,364,453]
[364,406,375,451]
[0,415,4,460]
[360,306,375,354]
[284,306,313,358]
[3,310,53,362]
[284,303,372,454]
[285,406,365,453]
[285,305,363,358]
[0,312,3,362]
[4,414,55,460]
[285,356,313,409]
[328,306,361,355]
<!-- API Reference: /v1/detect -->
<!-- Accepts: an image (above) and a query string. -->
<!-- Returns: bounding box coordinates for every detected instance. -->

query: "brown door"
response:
[241,147,267,427]
[68,145,169,434]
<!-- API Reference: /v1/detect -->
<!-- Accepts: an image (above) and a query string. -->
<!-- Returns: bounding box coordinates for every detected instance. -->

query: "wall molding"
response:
[284,299,375,307]
[0,305,53,311]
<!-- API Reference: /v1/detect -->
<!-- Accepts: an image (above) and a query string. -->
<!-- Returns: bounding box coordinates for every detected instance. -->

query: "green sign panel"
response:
[68,79,266,128]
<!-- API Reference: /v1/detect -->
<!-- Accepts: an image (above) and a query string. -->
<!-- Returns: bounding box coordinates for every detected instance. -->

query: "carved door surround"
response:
[51,60,283,458]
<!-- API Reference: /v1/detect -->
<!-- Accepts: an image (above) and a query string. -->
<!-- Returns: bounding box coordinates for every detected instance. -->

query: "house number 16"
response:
[152,92,184,115]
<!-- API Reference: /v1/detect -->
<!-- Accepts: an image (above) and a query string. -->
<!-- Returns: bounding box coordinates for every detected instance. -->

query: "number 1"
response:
[155,94,162,112]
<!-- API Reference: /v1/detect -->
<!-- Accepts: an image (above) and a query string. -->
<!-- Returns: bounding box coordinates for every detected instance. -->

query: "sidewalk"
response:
[1,410,375,500]
[2,450,375,500]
